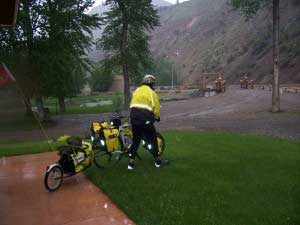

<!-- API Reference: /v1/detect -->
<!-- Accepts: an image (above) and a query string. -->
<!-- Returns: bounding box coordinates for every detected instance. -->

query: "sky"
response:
[92,0,189,8]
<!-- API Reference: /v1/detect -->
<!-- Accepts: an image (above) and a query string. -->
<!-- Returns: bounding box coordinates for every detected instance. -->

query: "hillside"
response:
[88,0,300,84]
[88,0,173,62]
[151,0,300,84]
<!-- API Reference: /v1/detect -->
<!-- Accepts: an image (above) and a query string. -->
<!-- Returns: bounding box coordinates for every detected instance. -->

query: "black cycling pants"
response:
[128,122,159,159]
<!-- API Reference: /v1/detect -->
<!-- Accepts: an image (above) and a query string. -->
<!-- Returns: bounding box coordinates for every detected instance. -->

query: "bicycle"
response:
[90,115,165,168]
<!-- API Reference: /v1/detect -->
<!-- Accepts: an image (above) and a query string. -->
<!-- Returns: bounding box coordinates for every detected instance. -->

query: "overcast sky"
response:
[92,0,189,7]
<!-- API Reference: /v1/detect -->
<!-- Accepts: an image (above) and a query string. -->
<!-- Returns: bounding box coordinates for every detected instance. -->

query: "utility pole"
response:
[171,63,174,89]
[176,0,179,5]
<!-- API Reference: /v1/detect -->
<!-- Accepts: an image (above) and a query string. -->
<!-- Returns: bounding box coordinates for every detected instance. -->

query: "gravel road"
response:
[1,86,299,142]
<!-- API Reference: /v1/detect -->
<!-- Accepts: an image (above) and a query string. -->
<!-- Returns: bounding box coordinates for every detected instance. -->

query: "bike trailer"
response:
[91,122,120,152]
[58,137,92,173]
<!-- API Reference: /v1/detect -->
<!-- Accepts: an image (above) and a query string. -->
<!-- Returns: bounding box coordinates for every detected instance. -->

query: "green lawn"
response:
[49,104,121,115]
[45,94,124,115]
[39,93,124,105]
[0,113,39,132]
[0,140,59,157]
[272,112,300,118]
[85,131,300,225]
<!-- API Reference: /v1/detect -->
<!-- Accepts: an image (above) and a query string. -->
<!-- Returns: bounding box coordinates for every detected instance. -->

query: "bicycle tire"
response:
[156,132,165,155]
[44,165,63,192]
[93,150,121,169]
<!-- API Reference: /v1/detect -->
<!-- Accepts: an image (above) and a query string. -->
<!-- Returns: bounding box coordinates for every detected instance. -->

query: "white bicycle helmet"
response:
[143,74,156,84]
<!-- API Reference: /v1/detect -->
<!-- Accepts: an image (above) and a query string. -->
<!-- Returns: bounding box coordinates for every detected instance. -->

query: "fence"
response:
[254,85,300,94]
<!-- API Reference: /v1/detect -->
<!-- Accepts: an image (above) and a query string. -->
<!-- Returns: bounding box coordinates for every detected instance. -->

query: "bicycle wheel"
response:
[44,165,63,192]
[93,150,114,168]
[156,132,165,155]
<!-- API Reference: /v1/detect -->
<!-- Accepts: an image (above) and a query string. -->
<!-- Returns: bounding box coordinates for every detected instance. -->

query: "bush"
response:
[153,57,179,86]
[90,65,114,92]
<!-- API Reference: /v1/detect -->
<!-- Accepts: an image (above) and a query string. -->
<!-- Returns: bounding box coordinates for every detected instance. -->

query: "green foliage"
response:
[97,0,160,101]
[0,0,101,114]
[86,131,300,225]
[230,0,270,17]
[38,0,101,98]
[152,57,178,86]
[90,64,114,92]
[0,0,46,99]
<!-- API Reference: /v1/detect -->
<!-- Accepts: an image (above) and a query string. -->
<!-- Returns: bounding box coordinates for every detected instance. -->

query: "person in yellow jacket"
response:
[127,74,167,170]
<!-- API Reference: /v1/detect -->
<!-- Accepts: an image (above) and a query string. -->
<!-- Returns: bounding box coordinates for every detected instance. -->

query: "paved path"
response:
[0,152,135,225]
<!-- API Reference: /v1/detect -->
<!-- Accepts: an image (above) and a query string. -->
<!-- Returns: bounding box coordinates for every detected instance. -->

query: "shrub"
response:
[90,65,114,92]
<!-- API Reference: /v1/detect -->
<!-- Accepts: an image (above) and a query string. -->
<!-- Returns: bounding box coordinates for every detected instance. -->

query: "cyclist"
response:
[127,74,168,170]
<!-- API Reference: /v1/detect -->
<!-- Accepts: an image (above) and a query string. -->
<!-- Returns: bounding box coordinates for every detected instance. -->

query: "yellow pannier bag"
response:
[103,128,119,152]
[92,121,109,133]
[71,141,93,173]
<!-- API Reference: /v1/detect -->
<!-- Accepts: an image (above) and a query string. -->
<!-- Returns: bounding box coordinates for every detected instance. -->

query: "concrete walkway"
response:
[0,152,134,225]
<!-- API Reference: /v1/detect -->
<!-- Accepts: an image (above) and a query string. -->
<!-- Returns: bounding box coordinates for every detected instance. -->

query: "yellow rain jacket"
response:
[130,85,160,119]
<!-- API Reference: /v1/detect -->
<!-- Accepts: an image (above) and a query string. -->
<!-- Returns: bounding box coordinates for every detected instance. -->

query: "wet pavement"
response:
[0,152,135,225]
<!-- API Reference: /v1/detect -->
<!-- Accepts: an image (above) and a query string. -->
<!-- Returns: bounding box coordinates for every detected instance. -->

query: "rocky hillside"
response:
[151,0,300,84]
[88,0,300,84]
[88,0,173,62]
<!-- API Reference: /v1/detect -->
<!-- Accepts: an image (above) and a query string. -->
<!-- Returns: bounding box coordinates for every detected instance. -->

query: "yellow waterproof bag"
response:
[103,128,119,152]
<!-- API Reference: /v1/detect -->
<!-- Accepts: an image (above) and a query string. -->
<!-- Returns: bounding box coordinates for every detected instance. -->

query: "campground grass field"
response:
[85,131,300,225]
[44,94,124,115]
[0,131,299,224]
[0,140,59,157]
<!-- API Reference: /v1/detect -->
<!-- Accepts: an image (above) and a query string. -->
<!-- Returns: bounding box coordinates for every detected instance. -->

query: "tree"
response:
[153,57,178,86]
[98,0,159,109]
[90,63,114,92]
[0,0,48,120]
[39,0,100,112]
[230,0,280,112]
[1,0,101,116]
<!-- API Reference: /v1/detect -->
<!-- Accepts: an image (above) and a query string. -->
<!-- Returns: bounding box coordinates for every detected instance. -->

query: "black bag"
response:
[57,145,75,174]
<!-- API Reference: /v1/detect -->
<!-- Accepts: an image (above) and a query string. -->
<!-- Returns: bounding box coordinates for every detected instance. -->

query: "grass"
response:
[37,93,124,106]
[0,140,59,157]
[49,104,122,115]
[272,112,300,118]
[0,113,40,132]
[44,94,124,115]
[85,131,300,225]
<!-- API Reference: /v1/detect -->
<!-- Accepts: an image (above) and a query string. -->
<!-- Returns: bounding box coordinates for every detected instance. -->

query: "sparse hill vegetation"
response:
[151,0,300,84]
[87,0,299,85]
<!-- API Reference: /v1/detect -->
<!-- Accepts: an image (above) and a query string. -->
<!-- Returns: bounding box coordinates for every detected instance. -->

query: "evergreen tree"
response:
[98,0,159,109]
[230,0,280,112]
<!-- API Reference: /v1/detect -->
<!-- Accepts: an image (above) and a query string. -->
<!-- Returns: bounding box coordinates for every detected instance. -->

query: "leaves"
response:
[0,0,101,102]
[230,0,271,18]
[97,0,159,83]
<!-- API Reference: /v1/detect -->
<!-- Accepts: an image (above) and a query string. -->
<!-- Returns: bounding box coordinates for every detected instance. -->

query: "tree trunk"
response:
[24,95,33,116]
[272,0,280,112]
[35,96,45,121]
[118,0,130,110]
[58,96,66,113]
[23,0,34,53]
[121,20,130,109]
[123,52,130,109]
